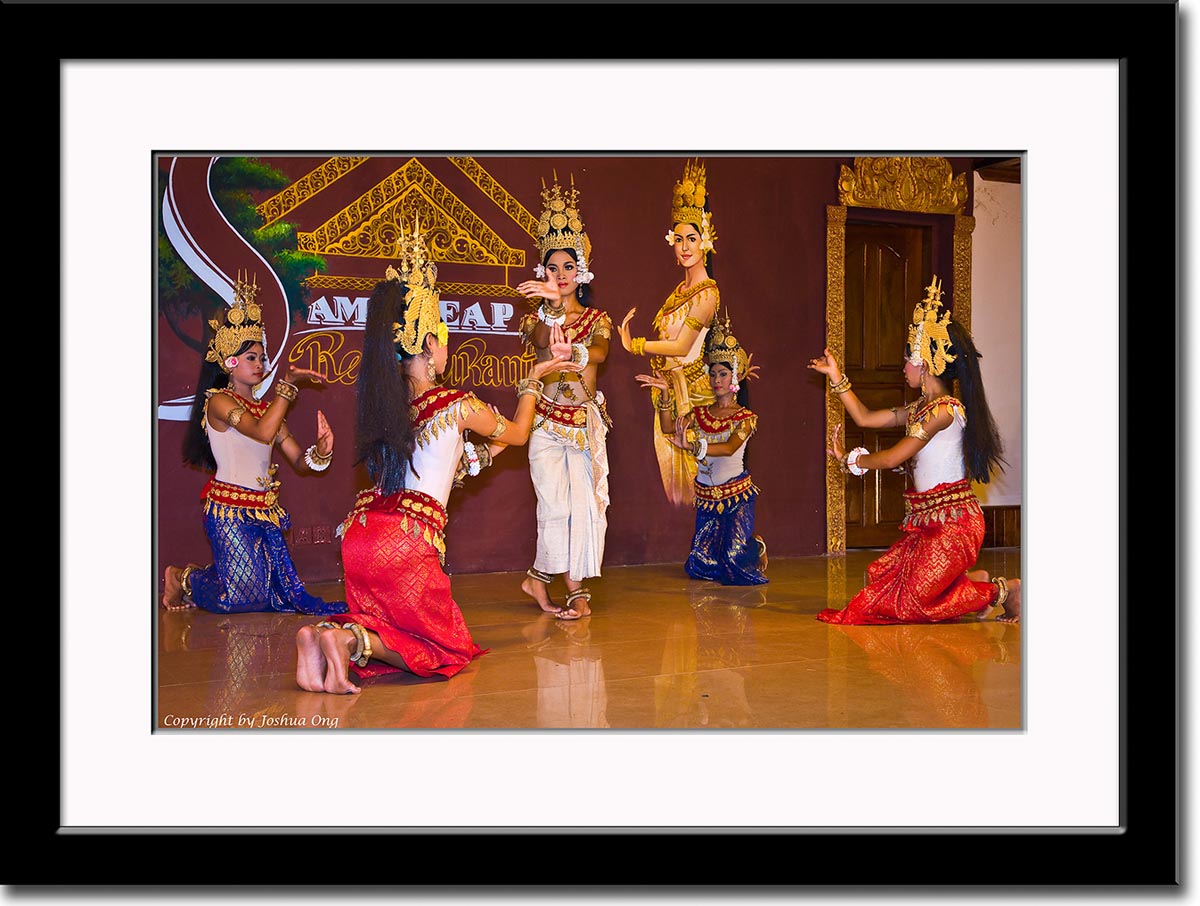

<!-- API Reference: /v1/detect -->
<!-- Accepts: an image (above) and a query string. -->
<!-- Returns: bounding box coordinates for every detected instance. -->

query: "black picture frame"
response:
[33,0,1177,893]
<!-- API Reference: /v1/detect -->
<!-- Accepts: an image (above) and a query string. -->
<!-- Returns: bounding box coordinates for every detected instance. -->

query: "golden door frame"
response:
[824,157,976,560]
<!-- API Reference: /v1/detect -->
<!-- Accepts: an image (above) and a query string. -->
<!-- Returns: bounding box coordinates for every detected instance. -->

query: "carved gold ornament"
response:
[838,157,967,215]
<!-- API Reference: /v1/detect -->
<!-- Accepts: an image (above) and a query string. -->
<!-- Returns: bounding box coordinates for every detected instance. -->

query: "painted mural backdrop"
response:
[157,154,857,582]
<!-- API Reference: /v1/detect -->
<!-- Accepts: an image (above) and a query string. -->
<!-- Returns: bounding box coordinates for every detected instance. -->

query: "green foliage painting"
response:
[157,157,327,353]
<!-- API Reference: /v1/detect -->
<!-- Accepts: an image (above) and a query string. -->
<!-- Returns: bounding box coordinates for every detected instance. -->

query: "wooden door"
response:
[844,223,931,548]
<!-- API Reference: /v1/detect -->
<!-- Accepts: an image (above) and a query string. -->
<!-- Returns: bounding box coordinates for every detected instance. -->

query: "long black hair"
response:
[937,320,1006,484]
[181,338,260,471]
[355,278,421,495]
[542,247,592,307]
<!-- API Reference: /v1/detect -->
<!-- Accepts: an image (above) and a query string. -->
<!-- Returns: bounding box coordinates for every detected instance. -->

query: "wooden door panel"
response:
[845,222,931,548]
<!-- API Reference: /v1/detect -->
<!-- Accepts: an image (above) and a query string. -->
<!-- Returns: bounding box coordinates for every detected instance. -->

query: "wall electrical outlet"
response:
[295,526,311,545]
[313,524,331,544]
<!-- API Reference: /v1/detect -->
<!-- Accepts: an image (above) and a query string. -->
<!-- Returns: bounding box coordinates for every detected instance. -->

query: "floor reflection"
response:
[831,622,1020,728]
[524,613,608,728]
[655,585,766,728]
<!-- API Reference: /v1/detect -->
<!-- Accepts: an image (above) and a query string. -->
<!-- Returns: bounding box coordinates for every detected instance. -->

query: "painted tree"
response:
[157,157,327,354]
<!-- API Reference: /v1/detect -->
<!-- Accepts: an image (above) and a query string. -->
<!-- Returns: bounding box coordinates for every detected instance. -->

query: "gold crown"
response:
[668,158,717,256]
[387,217,448,356]
[535,171,593,269]
[907,276,956,376]
[705,311,751,381]
[206,271,266,372]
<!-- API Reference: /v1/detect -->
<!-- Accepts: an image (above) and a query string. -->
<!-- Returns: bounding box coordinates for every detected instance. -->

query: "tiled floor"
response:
[156,548,1021,730]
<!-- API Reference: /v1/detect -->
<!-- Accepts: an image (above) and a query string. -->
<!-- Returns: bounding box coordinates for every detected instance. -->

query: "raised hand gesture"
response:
[617,308,637,352]
[807,347,842,384]
[528,353,583,382]
[548,324,573,360]
[827,423,847,462]
[315,410,333,457]
[516,271,562,307]
[634,372,669,392]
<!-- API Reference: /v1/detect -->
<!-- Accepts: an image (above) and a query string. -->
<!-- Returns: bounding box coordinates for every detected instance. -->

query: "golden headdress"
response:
[906,276,956,376]
[666,158,717,258]
[535,171,593,284]
[705,311,754,391]
[206,272,266,373]
[387,217,448,356]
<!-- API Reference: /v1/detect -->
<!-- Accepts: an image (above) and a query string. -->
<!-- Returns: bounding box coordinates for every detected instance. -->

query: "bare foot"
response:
[557,587,592,621]
[521,575,563,613]
[161,565,195,611]
[755,535,768,572]
[967,570,995,619]
[996,578,1022,623]
[295,625,328,692]
[319,628,362,694]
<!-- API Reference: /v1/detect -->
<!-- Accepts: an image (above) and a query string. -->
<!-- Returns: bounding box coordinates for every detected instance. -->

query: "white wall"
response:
[969,174,1023,507]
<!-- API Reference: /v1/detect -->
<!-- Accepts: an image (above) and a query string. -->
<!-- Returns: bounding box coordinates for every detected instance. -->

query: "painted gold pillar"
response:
[825,205,848,554]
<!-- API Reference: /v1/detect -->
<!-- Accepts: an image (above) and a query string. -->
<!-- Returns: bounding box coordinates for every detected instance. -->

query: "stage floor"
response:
[156,548,1022,731]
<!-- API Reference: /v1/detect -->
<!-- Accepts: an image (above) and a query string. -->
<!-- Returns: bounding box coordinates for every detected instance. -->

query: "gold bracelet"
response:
[655,392,675,411]
[829,375,851,394]
[515,378,544,398]
[631,337,647,356]
[275,380,299,401]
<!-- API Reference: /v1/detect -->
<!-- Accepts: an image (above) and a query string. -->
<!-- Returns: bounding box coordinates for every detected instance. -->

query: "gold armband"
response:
[906,423,930,441]
[489,413,509,439]
[226,406,245,427]
[684,316,705,331]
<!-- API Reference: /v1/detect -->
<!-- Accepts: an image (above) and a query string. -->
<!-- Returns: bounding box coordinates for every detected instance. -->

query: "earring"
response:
[426,355,437,382]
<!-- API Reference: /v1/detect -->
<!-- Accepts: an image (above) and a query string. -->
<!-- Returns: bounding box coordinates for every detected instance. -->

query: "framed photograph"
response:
[40,0,1177,892]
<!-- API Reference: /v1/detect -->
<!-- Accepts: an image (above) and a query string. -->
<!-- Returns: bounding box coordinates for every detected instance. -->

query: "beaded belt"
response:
[339,487,448,563]
[900,479,982,529]
[535,396,590,428]
[693,472,759,513]
[201,477,287,527]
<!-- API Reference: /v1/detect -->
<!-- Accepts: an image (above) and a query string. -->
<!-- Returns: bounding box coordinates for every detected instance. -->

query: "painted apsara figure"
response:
[618,159,721,507]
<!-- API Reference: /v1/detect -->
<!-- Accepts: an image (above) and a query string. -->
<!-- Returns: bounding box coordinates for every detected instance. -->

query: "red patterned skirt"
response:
[331,489,486,679]
[817,479,997,625]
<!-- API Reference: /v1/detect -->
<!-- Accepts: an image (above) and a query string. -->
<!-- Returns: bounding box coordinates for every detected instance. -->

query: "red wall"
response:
[156,154,950,582]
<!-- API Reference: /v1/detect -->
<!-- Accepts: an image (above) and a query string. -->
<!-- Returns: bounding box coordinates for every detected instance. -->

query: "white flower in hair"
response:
[665,230,675,245]
[534,263,546,278]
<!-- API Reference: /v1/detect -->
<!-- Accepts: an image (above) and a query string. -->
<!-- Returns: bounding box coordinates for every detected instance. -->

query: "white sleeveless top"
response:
[404,388,489,507]
[912,406,967,492]
[694,407,758,487]
[207,418,273,490]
